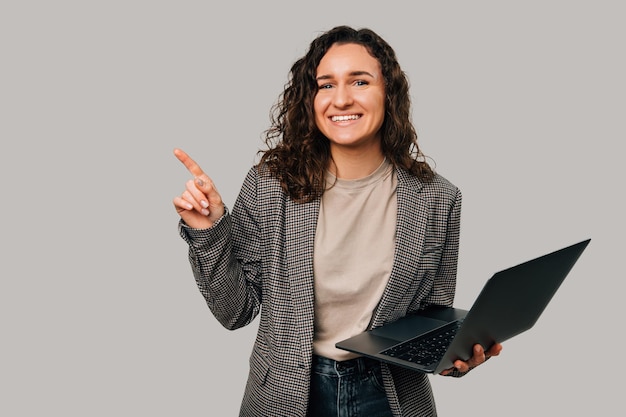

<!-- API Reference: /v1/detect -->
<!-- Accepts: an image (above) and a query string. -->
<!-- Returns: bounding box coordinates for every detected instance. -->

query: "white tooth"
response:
[333,115,358,121]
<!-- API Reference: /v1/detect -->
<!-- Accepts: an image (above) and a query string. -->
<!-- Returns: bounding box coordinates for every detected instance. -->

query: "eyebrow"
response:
[316,70,375,81]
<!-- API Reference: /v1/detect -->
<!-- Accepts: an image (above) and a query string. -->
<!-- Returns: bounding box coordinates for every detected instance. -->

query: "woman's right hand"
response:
[172,148,225,229]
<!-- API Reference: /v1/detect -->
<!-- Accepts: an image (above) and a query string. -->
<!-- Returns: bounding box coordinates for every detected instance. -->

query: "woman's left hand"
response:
[439,343,503,376]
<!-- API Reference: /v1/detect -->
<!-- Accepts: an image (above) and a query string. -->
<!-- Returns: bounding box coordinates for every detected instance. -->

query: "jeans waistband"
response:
[311,354,382,377]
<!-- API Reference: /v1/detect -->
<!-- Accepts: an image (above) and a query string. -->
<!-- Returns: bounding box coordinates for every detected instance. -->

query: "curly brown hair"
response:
[258,25,434,203]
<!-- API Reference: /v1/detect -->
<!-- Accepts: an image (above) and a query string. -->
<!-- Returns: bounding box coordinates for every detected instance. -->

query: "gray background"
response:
[2,1,623,415]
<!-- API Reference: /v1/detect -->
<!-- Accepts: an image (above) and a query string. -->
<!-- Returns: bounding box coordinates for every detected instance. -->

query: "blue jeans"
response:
[307,354,393,417]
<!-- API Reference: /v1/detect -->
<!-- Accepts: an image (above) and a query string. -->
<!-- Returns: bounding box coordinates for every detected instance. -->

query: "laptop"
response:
[336,239,591,374]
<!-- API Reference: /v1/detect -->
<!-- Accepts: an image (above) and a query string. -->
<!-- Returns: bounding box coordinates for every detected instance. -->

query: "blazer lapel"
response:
[285,197,320,365]
[370,169,428,328]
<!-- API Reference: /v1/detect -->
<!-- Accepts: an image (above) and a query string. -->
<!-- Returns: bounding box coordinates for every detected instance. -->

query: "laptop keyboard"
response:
[380,320,463,366]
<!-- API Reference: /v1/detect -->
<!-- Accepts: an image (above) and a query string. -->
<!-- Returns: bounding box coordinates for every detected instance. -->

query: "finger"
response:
[453,360,470,373]
[181,189,210,216]
[439,368,452,376]
[173,195,194,213]
[174,148,206,179]
[457,345,485,371]
[471,344,487,364]
[486,343,503,358]
[185,179,210,210]
[193,176,224,210]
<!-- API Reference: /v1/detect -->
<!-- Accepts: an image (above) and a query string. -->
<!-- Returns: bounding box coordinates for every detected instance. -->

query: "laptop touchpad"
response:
[370,315,448,341]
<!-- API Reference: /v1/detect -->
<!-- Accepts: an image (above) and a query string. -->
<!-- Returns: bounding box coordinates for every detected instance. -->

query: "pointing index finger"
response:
[174,148,206,178]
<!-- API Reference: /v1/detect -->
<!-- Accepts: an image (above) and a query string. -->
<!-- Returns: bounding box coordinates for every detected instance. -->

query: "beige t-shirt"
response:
[312,159,398,360]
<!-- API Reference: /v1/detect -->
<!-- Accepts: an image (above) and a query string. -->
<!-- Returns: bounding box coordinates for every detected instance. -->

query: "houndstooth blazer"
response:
[179,164,462,417]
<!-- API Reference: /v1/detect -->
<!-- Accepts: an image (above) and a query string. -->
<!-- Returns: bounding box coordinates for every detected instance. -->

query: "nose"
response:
[333,84,353,108]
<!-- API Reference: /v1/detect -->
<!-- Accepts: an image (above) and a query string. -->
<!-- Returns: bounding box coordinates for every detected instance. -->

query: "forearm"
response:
[179,211,261,330]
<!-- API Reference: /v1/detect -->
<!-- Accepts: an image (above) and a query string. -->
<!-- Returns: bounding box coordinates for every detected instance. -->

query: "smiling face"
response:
[314,43,386,156]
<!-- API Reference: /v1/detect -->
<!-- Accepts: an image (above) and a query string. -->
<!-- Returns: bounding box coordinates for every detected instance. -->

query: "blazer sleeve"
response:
[178,167,263,330]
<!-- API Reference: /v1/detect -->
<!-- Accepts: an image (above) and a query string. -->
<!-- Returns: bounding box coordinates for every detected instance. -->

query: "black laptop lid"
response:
[434,238,590,373]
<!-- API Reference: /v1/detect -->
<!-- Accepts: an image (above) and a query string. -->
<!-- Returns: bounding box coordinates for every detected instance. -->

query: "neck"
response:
[329,145,385,179]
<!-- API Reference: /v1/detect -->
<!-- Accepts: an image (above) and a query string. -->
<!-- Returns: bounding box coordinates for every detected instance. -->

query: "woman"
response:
[173,25,501,417]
